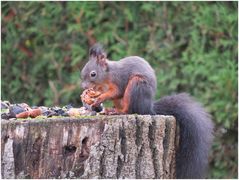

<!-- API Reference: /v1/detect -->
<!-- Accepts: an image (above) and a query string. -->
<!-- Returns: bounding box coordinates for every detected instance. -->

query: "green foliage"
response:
[1,2,238,178]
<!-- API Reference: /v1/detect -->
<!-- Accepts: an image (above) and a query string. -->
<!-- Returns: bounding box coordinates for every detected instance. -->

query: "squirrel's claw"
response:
[100,108,125,115]
[92,96,104,107]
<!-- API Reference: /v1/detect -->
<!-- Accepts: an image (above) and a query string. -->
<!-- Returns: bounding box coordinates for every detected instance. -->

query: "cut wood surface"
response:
[1,115,177,179]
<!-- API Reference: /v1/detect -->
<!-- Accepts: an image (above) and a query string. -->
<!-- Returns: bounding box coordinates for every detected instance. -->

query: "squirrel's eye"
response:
[90,71,97,78]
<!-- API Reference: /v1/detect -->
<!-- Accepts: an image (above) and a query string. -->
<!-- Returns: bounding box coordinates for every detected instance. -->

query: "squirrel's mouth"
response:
[81,81,94,90]
[81,81,108,94]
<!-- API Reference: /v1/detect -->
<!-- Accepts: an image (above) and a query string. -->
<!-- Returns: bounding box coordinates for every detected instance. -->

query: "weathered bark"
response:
[1,115,177,179]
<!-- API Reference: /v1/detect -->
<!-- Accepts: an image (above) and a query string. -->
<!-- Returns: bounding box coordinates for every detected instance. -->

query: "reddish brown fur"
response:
[92,81,120,107]
[92,75,146,114]
[113,98,123,110]
[111,75,146,113]
[81,44,214,178]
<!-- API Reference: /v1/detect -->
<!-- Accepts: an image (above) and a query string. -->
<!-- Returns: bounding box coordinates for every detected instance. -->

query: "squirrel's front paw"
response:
[91,97,102,108]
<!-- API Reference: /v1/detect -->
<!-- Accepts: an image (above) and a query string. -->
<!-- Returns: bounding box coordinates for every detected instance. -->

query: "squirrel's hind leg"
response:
[120,75,155,115]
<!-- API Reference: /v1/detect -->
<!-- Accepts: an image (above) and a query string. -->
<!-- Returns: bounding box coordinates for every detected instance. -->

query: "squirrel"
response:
[80,43,214,179]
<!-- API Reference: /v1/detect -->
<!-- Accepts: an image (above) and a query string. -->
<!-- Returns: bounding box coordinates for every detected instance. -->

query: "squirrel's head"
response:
[81,44,109,89]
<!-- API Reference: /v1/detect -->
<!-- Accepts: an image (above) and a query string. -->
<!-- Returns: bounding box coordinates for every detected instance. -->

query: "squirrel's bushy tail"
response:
[153,93,214,179]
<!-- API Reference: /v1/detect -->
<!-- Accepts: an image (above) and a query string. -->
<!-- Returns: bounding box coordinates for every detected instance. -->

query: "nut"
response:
[81,88,101,105]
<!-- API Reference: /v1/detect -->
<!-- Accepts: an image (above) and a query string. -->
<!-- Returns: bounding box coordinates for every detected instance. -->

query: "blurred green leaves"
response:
[1,2,238,178]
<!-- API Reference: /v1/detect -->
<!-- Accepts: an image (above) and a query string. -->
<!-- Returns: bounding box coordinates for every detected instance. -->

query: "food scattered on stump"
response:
[1,88,107,120]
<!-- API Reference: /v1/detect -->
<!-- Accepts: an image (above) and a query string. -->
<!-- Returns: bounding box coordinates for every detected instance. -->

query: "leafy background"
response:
[1,1,238,178]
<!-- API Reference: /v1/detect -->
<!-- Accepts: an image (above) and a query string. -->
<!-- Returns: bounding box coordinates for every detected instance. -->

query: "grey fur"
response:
[89,43,106,58]
[81,44,214,178]
[154,93,214,178]
[107,56,157,97]
[81,44,109,89]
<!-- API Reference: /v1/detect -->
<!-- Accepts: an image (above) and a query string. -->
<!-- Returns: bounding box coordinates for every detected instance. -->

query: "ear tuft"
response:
[89,43,108,70]
[89,43,107,60]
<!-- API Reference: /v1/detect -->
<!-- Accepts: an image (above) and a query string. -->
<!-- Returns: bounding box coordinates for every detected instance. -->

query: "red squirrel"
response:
[81,43,214,179]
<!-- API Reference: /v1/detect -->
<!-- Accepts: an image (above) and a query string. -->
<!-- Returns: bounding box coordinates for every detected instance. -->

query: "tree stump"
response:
[1,115,177,179]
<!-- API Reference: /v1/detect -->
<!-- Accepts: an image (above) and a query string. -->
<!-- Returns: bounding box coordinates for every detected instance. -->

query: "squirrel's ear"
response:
[89,43,107,59]
[97,56,108,71]
[89,43,108,71]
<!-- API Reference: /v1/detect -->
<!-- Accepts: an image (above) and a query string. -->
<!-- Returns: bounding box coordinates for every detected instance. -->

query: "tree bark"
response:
[1,115,177,179]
